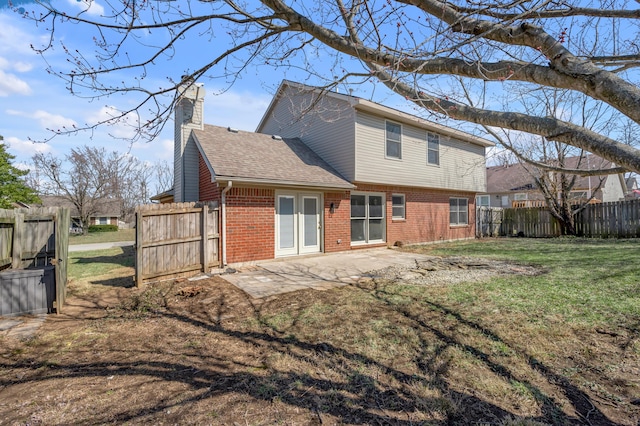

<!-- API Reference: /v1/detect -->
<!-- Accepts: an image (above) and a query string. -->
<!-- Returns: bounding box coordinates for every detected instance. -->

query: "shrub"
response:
[88,224,119,233]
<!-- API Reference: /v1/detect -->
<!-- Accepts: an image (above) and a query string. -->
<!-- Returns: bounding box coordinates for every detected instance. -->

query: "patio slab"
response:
[221,247,433,298]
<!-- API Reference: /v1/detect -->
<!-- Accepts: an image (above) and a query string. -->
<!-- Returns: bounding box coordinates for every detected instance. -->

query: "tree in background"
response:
[20,0,640,173]
[33,146,112,233]
[0,137,40,209]
[33,146,170,229]
[485,88,618,235]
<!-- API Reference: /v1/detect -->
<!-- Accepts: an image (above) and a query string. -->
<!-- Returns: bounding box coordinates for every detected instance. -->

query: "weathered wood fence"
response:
[135,202,220,286]
[476,207,503,237]
[496,199,640,238]
[0,207,70,315]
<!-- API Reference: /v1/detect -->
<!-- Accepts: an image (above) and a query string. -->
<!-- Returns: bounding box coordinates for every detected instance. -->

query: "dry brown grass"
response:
[1,239,638,425]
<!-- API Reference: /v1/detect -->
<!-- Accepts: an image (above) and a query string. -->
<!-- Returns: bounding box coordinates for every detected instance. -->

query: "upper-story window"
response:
[427,132,440,165]
[385,121,402,159]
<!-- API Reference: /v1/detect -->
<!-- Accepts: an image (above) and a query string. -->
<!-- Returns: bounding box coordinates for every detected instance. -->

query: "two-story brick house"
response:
[172,80,493,264]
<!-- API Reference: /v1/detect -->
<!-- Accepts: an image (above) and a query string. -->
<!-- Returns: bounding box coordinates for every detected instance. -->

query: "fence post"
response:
[135,210,143,287]
[11,211,24,269]
[202,203,209,274]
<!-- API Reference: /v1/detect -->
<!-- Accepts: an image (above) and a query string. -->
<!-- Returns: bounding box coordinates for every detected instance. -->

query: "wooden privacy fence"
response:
[498,199,640,238]
[0,207,70,315]
[135,202,220,286]
[575,199,640,237]
[476,207,503,237]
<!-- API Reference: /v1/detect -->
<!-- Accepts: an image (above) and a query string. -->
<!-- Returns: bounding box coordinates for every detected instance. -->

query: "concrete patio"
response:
[221,247,434,298]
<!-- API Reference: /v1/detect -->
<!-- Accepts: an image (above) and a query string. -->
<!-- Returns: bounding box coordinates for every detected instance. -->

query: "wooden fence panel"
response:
[476,207,503,237]
[574,199,640,238]
[498,199,640,238]
[135,202,220,286]
[500,207,561,237]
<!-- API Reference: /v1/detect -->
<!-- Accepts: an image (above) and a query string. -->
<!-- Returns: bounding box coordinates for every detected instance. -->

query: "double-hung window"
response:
[392,194,405,220]
[351,193,385,243]
[449,198,468,226]
[386,121,402,159]
[427,132,440,165]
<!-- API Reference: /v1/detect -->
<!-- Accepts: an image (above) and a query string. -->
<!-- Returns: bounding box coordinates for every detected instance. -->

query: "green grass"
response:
[69,228,135,245]
[410,238,640,326]
[67,246,135,292]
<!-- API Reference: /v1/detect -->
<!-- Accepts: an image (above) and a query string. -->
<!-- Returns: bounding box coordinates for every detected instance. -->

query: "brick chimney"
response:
[174,80,205,202]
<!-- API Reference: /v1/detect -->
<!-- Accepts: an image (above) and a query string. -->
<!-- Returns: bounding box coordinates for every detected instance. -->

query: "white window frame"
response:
[476,195,490,207]
[427,132,440,165]
[392,194,405,220]
[449,197,469,226]
[514,193,528,200]
[351,192,386,245]
[385,121,402,160]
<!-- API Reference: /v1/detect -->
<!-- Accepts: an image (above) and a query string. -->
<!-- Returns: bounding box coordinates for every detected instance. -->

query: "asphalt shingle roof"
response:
[193,125,353,189]
[486,155,614,193]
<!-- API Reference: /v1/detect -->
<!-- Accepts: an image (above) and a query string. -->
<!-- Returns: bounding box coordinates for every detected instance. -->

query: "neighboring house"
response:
[150,188,175,204]
[626,175,640,199]
[478,157,627,208]
[37,195,121,229]
[172,80,493,264]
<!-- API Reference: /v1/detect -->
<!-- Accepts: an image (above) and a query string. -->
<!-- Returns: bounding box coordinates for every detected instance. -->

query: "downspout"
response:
[221,181,233,266]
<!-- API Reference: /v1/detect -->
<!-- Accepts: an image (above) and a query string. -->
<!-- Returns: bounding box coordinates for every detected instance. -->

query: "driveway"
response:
[221,247,434,298]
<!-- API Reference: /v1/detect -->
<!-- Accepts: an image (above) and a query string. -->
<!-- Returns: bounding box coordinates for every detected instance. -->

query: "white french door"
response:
[276,192,322,256]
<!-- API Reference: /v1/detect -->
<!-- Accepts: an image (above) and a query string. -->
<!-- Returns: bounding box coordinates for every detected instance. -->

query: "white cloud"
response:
[0,14,41,56]
[66,0,105,16]
[131,137,174,161]
[0,69,31,96]
[7,109,77,130]
[4,136,53,157]
[86,105,139,139]
[204,89,272,131]
[12,61,32,73]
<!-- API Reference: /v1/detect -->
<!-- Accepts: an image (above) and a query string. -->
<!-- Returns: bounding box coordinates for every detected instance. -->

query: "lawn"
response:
[68,228,135,245]
[0,238,638,425]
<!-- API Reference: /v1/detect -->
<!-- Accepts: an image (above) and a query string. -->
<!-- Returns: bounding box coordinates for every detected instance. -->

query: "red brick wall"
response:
[323,191,351,253]
[198,154,221,202]
[198,157,475,262]
[225,187,275,263]
[354,183,476,246]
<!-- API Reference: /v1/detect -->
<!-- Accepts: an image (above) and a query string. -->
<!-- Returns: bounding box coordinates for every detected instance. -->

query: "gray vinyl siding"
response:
[259,86,356,181]
[183,134,200,202]
[355,111,486,192]
[174,96,205,202]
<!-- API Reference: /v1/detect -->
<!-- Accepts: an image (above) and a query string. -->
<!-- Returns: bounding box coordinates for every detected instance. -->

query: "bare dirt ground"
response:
[0,258,638,425]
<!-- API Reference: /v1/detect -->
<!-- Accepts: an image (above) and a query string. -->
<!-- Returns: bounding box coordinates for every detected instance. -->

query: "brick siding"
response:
[323,191,351,253]
[354,183,476,245]
[198,153,475,263]
[198,154,221,202]
[226,188,275,263]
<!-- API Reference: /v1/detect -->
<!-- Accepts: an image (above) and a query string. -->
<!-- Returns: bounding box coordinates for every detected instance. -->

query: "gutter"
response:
[221,181,233,266]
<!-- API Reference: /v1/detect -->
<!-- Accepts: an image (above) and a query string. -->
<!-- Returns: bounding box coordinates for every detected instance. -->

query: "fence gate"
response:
[0,207,70,315]
[135,202,220,286]
[476,207,503,237]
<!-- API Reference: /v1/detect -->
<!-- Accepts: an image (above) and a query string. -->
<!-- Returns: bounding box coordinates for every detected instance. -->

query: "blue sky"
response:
[0,1,305,169]
[1,0,514,178]
[0,0,419,171]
